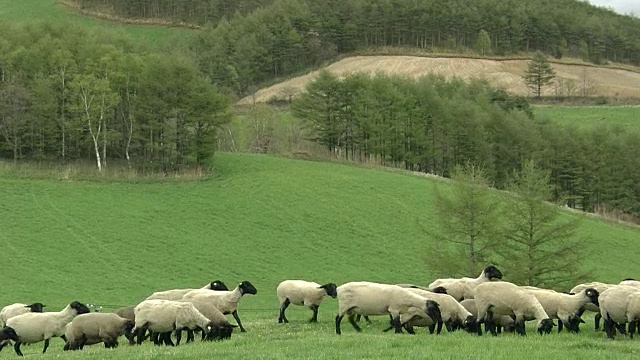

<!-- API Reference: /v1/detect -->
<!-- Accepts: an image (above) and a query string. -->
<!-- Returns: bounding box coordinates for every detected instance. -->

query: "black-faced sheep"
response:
[474,282,555,336]
[334,281,442,335]
[459,299,515,334]
[570,281,613,331]
[181,281,257,332]
[277,280,337,323]
[133,300,214,346]
[599,285,640,339]
[523,286,599,333]
[2,301,90,356]
[63,313,134,350]
[428,265,503,301]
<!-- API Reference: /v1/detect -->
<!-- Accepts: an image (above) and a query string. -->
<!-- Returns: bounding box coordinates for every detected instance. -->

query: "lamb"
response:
[334,281,442,335]
[390,287,477,335]
[276,280,338,323]
[1,301,90,356]
[599,285,640,339]
[181,281,257,332]
[460,299,515,334]
[428,265,503,301]
[132,299,214,346]
[570,281,613,330]
[63,313,134,350]
[523,286,599,333]
[145,280,229,301]
[474,281,555,336]
[182,297,237,342]
[0,303,46,326]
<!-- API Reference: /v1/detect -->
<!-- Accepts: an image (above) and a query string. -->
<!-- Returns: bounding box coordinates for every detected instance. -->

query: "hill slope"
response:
[239,56,640,104]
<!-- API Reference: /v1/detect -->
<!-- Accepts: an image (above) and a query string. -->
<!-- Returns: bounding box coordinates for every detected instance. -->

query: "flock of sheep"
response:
[1,267,639,356]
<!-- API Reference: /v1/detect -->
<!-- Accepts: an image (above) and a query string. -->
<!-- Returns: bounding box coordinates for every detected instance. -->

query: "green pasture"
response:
[534,105,640,129]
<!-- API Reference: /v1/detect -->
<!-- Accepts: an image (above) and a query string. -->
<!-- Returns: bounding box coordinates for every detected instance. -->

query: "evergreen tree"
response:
[523,51,556,98]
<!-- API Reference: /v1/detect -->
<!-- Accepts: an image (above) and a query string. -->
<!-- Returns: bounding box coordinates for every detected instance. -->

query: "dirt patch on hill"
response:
[239,56,640,104]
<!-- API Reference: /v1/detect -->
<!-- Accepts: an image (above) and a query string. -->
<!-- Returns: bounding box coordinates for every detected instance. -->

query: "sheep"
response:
[428,265,503,301]
[113,306,135,322]
[460,299,515,334]
[474,281,555,336]
[181,281,258,333]
[0,303,46,326]
[145,280,229,301]
[181,297,237,342]
[276,280,338,323]
[388,287,477,335]
[63,313,134,350]
[0,328,19,345]
[2,301,90,356]
[599,285,640,339]
[570,282,614,330]
[334,281,442,335]
[523,286,599,333]
[132,300,215,346]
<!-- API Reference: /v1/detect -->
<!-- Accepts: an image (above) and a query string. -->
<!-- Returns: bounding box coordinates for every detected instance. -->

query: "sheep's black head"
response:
[25,303,45,313]
[123,319,135,334]
[431,286,448,294]
[210,280,229,291]
[239,281,257,295]
[483,265,503,281]
[425,300,442,324]
[320,283,338,298]
[1,326,19,342]
[463,315,479,334]
[622,278,637,281]
[70,301,90,315]
[584,288,600,306]
[537,318,555,335]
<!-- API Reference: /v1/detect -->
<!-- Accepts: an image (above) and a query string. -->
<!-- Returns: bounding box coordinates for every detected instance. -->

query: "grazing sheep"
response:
[113,307,135,322]
[428,265,503,301]
[570,282,613,330]
[145,280,229,301]
[474,282,555,336]
[63,313,134,350]
[599,285,640,339]
[523,286,599,333]
[182,297,237,342]
[460,299,515,334]
[334,281,442,335]
[0,303,46,326]
[133,300,214,346]
[181,281,258,333]
[277,280,338,323]
[2,301,90,356]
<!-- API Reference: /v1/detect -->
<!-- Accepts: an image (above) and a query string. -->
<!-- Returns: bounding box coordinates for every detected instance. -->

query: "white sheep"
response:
[0,303,46,326]
[133,300,214,346]
[523,286,599,333]
[570,281,613,330]
[599,285,640,339]
[428,265,503,301]
[334,281,442,335]
[460,299,515,334]
[393,287,478,335]
[474,281,555,336]
[63,313,134,350]
[2,301,90,356]
[182,297,237,342]
[145,280,229,301]
[276,280,338,323]
[181,280,257,332]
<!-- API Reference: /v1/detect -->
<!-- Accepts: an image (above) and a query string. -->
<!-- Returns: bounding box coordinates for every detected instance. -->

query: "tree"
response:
[474,30,492,56]
[426,163,502,277]
[523,51,556,98]
[500,160,587,289]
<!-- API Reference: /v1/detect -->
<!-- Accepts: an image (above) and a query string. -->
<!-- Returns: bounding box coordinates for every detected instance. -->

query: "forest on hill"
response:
[71,0,640,96]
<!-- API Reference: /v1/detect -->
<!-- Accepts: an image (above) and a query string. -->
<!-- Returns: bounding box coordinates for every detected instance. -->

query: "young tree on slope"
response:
[523,51,556,98]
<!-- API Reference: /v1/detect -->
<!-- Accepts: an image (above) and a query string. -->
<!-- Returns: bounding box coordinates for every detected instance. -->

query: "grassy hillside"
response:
[1,153,640,358]
[534,106,640,129]
[0,0,193,48]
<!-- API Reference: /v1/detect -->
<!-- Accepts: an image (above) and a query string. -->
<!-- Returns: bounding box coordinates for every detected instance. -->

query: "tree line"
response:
[70,0,640,96]
[0,21,231,171]
[292,71,640,217]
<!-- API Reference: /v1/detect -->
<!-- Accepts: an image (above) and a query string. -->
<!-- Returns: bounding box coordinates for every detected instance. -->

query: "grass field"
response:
[1,153,640,358]
[534,105,640,129]
[0,0,194,48]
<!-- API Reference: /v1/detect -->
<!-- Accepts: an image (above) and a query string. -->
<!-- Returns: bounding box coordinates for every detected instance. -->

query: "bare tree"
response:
[0,84,30,163]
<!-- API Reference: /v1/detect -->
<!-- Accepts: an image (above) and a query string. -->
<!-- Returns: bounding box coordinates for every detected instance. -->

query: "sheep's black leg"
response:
[279,299,291,323]
[14,341,23,357]
[428,324,436,334]
[163,332,175,347]
[486,312,498,336]
[309,304,319,323]
[185,329,194,343]
[42,338,50,354]
[0,341,8,352]
[335,315,343,335]
[618,323,627,335]
[629,321,637,339]
[232,310,246,332]
[595,313,602,330]
[392,316,403,334]
[558,320,564,333]
[348,314,362,332]
[151,331,160,345]
[405,324,415,335]
[436,321,444,335]
[604,317,616,340]
[515,321,526,336]
[175,329,182,346]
